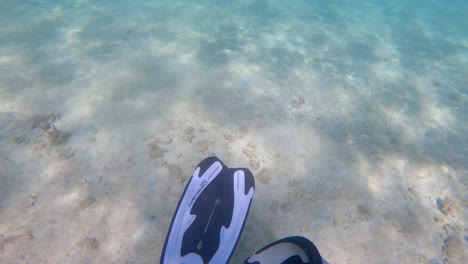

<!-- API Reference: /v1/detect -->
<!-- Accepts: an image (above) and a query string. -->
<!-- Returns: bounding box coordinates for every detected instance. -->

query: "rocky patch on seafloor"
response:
[0,228,34,255]
[144,123,280,190]
[442,235,466,263]
[77,237,100,252]
[436,197,461,218]
[290,96,305,109]
[256,167,272,184]
[29,113,59,131]
[46,126,69,146]
[433,196,466,263]
[146,137,172,165]
[145,124,238,165]
[9,113,70,148]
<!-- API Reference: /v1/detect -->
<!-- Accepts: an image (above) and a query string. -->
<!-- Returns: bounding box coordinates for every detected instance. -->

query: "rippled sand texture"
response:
[0,1,467,263]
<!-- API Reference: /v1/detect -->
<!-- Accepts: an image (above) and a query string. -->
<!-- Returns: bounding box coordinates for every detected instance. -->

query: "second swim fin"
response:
[244,236,326,264]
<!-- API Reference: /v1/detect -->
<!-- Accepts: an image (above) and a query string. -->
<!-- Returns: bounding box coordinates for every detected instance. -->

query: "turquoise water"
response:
[0,1,466,263]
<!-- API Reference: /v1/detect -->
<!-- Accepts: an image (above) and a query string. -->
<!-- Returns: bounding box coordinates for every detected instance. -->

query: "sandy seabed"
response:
[0,1,467,263]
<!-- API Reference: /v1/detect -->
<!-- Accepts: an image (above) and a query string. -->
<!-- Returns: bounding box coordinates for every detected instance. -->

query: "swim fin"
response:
[161,156,255,264]
[244,236,326,264]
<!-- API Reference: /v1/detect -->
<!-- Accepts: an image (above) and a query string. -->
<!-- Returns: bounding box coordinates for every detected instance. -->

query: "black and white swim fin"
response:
[161,156,255,264]
[244,236,326,264]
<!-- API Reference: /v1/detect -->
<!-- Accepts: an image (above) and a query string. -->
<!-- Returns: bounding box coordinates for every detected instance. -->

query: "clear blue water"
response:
[0,0,466,263]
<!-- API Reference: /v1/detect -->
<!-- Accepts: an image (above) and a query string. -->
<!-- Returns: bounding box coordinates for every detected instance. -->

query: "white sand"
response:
[1,1,466,263]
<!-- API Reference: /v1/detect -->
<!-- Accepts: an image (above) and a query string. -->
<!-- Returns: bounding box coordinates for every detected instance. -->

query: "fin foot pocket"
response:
[244,236,325,264]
